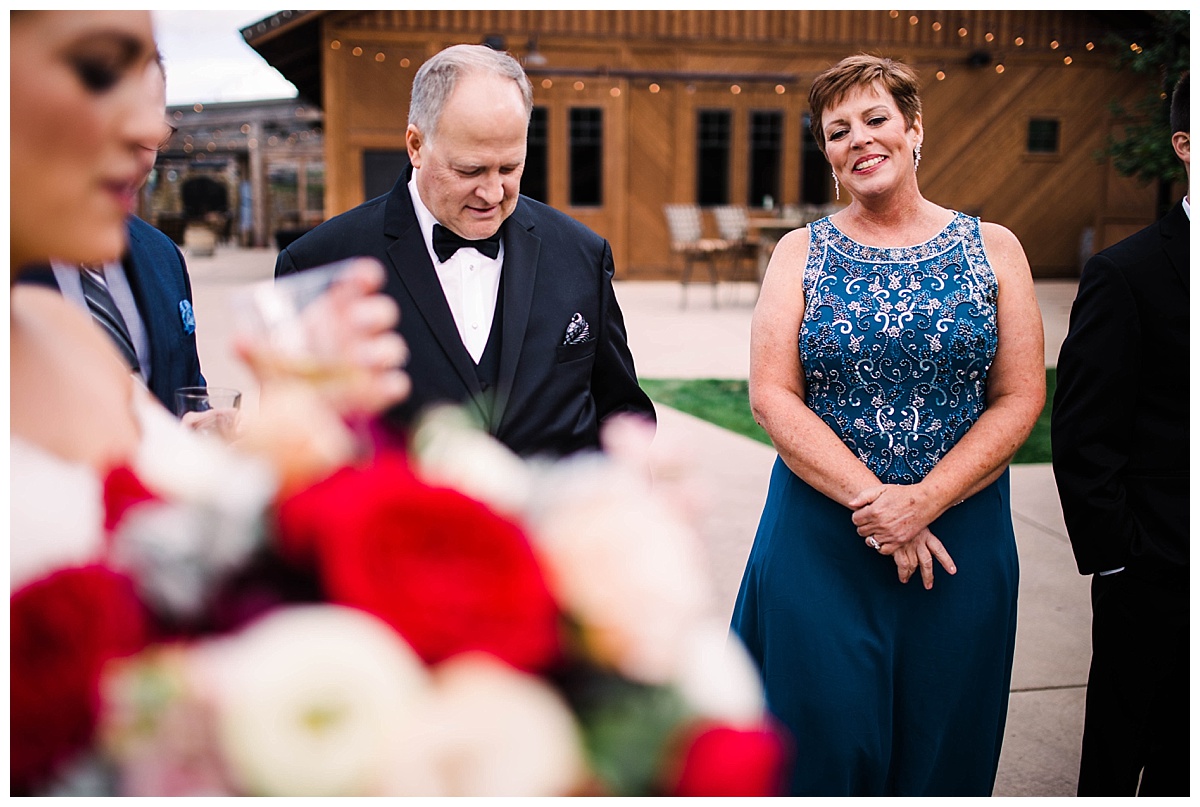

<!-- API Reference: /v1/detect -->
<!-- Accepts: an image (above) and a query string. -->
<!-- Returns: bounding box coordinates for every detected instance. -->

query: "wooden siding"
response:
[312,10,1156,278]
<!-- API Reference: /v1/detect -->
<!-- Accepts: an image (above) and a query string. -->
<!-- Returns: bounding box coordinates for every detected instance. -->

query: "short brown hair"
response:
[808,54,923,156]
[1171,71,1188,135]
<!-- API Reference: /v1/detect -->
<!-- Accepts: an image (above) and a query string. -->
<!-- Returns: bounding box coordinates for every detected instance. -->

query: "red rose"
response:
[275,450,561,671]
[667,721,791,797]
[102,465,159,535]
[11,565,149,792]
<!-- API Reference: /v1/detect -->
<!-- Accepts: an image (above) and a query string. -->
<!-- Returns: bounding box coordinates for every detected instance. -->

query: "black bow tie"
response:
[432,223,501,262]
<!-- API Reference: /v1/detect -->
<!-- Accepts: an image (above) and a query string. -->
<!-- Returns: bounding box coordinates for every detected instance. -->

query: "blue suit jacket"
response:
[20,216,205,410]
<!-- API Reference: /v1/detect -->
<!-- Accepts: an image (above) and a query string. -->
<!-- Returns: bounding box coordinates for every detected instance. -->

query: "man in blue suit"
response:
[19,56,204,411]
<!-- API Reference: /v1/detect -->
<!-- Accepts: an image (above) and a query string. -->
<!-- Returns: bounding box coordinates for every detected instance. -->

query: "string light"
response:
[316,11,1123,103]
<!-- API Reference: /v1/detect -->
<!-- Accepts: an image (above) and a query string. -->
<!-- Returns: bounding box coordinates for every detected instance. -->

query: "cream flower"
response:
[673,620,767,726]
[409,404,533,517]
[196,604,428,796]
[386,653,587,796]
[528,456,713,684]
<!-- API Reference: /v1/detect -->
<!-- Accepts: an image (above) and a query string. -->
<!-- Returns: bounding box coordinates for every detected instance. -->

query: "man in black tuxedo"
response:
[18,56,204,410]
[276,44,653,457]
[1051,71,1189,796]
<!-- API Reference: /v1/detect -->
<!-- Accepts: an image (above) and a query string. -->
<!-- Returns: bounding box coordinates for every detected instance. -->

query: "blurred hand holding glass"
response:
[175,386,242,441]
[232,258,410,416]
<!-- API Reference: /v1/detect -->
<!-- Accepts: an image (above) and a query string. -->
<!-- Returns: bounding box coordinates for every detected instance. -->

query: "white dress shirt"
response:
[408,171,504,364]
[50,258,151,383]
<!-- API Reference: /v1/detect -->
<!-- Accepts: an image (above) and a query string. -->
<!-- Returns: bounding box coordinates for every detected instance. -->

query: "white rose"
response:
[673,620,767,726]
[197,604,429,796]
[410,404,533,516]
[386,653,587,796]
[528,456,713,684]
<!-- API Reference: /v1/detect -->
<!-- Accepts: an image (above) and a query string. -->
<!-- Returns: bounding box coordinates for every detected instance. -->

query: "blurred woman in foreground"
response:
[10,10,408,592]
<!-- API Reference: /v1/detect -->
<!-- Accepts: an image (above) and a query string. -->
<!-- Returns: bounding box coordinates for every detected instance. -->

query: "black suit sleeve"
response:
[1051,254,1145,575]
[592,241,656,428]
[275,247,299,279]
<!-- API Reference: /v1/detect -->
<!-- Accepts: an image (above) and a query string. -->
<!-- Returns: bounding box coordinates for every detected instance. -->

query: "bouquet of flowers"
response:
[12,404,790,796]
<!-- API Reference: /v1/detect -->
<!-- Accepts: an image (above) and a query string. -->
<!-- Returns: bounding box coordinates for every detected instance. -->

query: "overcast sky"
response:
[153,10,298,106]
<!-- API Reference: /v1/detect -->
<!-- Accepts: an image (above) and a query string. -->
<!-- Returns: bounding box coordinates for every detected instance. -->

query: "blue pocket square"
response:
[562,312,592,345]
[179,300,196,335]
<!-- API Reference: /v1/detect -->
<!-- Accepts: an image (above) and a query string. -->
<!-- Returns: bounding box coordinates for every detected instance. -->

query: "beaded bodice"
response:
[800,212,998,484]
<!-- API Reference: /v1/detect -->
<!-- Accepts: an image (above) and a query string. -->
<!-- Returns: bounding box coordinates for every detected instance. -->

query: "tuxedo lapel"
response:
[492,204,540,434]
[1159,201,1189,291]
[382,173,488,421]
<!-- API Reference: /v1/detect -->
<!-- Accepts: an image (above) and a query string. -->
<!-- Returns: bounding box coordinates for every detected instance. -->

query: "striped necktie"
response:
[79,266,140,373]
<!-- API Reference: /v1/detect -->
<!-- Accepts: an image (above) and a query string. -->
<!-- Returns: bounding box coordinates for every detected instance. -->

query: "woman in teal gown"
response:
[731,55,1046,796]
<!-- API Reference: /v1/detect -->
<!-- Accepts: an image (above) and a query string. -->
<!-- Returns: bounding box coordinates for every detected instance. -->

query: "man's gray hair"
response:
[409,44,534,141]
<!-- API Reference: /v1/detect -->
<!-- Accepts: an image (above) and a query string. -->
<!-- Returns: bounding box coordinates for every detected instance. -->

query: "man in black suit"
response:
[1051,71,1189,796]
[276,44,653,457]
[20,56,205,410]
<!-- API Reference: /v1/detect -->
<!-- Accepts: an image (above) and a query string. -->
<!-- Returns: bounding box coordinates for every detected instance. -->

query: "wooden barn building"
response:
[243,10,1166,279]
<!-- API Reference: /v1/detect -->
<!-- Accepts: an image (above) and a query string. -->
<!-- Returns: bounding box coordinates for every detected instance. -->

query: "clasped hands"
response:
[848,483,957,590]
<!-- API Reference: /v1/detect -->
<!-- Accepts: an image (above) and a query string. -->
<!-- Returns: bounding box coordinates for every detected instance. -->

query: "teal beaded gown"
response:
[731,212,1018,796]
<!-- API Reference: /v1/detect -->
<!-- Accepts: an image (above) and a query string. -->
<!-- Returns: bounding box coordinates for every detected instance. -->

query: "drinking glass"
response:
[232,259,362,389]
[175,386,242,440]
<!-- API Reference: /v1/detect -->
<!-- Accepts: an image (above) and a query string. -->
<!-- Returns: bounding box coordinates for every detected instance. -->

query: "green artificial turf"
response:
[641,368,1056,464]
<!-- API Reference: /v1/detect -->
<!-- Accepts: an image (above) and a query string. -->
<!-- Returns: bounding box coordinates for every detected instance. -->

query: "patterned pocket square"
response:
[179,300,196,335]
[562,312,592,345]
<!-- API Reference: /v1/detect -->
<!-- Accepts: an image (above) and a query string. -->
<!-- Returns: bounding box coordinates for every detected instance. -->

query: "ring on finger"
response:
[866,535,881,551]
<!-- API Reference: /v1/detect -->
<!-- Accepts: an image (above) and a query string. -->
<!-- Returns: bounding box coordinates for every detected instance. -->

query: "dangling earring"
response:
[914,143,922,172]
[833,170,840,201]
